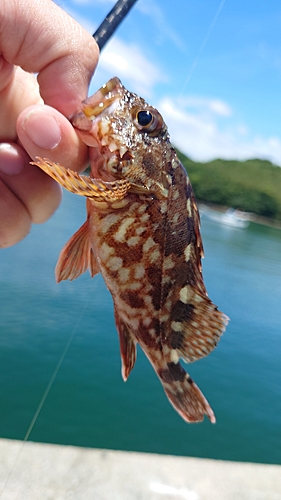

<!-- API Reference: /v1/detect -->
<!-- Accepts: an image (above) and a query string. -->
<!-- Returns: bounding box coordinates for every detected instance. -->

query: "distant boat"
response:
[200,207,250,228]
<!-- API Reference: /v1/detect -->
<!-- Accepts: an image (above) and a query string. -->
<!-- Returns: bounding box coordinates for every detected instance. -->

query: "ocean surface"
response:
[0,191,281,465]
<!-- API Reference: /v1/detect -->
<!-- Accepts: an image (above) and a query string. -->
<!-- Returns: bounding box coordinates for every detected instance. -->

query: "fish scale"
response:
[33,77,228,424]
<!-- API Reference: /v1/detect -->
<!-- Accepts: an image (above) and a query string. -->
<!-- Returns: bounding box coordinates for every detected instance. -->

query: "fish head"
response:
[71,77,172,199]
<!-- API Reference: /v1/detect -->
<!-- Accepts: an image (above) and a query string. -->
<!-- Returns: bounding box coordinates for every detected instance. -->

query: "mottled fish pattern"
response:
[33,77,228,423]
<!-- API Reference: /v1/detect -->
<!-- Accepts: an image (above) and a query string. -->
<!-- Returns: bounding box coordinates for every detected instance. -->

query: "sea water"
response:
[0,191,280,464]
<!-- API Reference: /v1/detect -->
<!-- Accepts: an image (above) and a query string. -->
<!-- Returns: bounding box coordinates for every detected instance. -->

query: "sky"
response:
[57,0,281,165]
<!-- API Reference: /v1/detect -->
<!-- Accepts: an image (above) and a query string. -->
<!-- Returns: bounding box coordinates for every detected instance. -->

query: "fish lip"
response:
[80,77,123,120]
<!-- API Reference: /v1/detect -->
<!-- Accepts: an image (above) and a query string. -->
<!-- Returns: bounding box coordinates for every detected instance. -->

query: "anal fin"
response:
[114,311,137,381]
[56,219,99,282]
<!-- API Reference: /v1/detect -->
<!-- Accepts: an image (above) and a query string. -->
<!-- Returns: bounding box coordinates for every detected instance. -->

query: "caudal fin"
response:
[158,361,216,423]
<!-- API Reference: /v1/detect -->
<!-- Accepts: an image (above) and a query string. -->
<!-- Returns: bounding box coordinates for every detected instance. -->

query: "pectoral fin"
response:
[56,219,99,282]
[114,311,137,381]
[31,157,131,201]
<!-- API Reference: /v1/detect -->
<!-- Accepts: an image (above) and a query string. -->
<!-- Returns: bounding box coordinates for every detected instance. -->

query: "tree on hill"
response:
[176,149,281,220]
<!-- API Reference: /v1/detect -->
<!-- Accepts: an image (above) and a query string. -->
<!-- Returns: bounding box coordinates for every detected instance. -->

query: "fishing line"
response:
[23,300,89,444]
[1,1,140,493]
[0,298,89,498]
[1,1,140,496]
[179,0,227,96]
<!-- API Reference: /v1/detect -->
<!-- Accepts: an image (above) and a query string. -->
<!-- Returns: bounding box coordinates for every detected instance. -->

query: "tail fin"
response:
[158,361,215,423]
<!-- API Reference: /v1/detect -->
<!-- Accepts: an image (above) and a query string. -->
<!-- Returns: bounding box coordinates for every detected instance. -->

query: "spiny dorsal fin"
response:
[56,220,99,282]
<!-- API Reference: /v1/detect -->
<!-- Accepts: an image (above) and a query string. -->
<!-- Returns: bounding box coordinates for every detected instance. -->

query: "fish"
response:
[32,77,228,424]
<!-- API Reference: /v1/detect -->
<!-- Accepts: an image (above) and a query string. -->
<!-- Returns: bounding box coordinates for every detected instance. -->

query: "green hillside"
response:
[176,150,281,220]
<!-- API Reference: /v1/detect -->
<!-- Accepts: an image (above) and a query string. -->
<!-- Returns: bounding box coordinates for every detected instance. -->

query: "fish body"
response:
[33,78,228,423]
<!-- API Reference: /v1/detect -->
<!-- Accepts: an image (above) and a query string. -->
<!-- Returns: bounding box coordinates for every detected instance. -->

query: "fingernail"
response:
[22,109,62,149]
[0,143,25,175]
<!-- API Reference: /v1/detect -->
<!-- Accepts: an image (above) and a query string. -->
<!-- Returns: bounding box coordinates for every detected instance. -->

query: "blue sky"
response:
[58,0,281,165]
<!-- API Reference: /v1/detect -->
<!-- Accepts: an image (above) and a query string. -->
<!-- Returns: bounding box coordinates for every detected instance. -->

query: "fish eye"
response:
[135,107,163,134]
[136,110,153,127]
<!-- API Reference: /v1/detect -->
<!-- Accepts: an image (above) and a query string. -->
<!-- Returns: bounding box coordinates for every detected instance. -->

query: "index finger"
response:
[0,0,99,117]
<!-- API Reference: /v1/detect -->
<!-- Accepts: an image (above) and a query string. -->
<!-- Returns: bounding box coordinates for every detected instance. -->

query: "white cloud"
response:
[98,38,167,97]
[178,96,232,117]
[158,96,281,166]
[209,99,232,117]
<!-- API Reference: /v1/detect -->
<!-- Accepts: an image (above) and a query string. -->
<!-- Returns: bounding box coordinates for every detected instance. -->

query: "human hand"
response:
[0,0,99,247]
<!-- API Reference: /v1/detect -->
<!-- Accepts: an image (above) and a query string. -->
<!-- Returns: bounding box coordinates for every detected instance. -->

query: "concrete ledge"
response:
[0,438,280,499]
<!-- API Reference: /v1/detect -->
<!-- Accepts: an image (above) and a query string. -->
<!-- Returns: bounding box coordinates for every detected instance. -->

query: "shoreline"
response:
[198,201,281,230]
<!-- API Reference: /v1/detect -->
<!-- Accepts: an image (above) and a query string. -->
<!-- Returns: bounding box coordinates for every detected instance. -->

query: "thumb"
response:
[0,0,99,117]
[17,105,89,172]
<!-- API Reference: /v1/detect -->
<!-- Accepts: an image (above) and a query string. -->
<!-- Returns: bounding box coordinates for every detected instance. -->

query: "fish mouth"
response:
[70,77,125,183]
[72,77,123,128]
[82,77,122,119]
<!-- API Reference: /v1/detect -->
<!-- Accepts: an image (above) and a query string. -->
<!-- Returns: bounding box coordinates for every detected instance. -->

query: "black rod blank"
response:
[93,0,139,51]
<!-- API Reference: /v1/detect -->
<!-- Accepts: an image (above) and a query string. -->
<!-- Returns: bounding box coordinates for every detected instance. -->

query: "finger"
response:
[17,104,89,172]
[0,66,42,140]
[0,178,30,248]
[0,0,99,117]
[0,143,62,227]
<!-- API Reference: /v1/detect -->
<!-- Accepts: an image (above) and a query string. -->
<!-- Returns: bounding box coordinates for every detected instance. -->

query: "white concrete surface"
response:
[0,439,280,500]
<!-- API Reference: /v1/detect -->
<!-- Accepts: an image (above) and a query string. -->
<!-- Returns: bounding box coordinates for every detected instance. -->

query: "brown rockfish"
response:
[33,77,228,423]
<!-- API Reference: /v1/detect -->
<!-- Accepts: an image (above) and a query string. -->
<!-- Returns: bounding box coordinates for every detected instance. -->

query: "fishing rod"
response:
[93,0,139,51]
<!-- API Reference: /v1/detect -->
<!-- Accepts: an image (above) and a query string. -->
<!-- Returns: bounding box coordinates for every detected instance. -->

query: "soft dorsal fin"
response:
[165,286,228,364]
[55,219,99,282]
